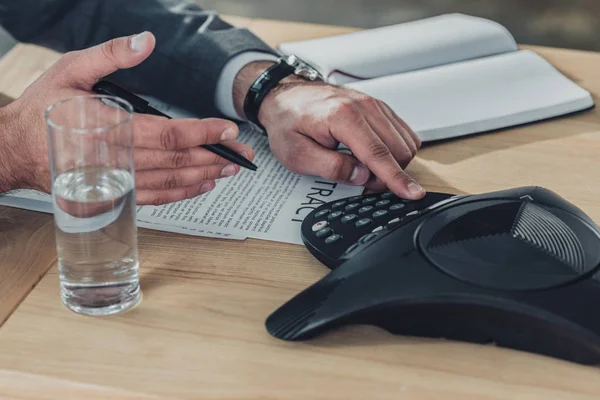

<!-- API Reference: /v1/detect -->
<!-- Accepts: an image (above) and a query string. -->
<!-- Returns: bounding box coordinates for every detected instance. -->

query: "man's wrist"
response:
[216,52,279,120]
[233,61,309,121]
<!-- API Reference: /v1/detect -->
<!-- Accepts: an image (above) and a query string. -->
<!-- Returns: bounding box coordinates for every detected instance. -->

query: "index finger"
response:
[332,115,425,199]
[133,115,239,150]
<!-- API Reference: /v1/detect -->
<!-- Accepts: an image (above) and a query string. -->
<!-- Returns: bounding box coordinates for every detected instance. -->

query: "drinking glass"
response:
[45,95,140,316]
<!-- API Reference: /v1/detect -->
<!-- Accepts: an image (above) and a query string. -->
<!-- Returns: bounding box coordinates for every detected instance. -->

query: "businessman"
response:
[0,0,425,205]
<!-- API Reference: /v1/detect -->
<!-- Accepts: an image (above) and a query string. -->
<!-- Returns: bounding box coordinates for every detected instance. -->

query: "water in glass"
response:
[53,166,139,316]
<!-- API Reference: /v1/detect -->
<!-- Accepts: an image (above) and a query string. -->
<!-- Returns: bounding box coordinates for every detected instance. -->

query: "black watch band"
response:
[243,58,297,131]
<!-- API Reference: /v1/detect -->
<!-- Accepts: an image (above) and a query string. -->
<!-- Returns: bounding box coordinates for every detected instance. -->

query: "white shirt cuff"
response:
[215,51,279,120]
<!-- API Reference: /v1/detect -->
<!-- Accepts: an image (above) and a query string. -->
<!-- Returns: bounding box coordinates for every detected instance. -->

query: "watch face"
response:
[286,55,323,81]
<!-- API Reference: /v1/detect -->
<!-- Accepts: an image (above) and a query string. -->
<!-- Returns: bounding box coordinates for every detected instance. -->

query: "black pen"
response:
[92,80,258,172]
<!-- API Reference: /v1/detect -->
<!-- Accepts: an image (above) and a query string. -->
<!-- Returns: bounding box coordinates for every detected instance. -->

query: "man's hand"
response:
[233,61,424,200]
[0,32,254,205]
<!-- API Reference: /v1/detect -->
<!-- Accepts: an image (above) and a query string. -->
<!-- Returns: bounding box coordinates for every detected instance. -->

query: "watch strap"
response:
[243,58,296,130]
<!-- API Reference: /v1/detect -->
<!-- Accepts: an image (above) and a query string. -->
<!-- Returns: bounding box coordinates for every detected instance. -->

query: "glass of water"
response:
[45,95,140,316]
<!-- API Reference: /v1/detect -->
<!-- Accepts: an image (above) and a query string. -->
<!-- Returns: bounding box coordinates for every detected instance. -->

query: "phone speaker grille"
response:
[427,201,586,271]
[513,202,585,272]
[428,202,521,248]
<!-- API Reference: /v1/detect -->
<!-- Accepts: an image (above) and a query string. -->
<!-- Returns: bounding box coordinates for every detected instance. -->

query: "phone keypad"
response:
[304,190,457,269]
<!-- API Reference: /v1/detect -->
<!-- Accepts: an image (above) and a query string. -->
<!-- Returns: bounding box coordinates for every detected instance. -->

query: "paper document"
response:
[137,131,360,243]
[0,100,363,245]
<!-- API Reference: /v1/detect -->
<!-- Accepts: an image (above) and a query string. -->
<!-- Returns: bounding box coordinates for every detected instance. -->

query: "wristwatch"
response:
[243,55,323,131]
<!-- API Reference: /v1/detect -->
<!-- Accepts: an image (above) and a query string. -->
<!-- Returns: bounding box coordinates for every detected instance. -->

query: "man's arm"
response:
[0,105,22,193]
[0,0,426,199]
[0,0,277,118]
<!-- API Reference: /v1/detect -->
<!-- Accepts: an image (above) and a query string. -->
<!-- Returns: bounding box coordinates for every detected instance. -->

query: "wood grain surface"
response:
[0,207,56,326]
[0,16,600,400]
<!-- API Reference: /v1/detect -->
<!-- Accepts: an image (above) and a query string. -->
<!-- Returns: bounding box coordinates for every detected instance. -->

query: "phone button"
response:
[426,196,464,211]
[345,243,360,255]
[362,197,378,205]
[332,201,347,209]
[312,221,329,232]
[358,233,378,244]
[314,209,330,219]
[325,234,342,244]
[328,211,344,221]
[341,214,358,224]
[373,210,389,218]
[316,227,332,238]
[359,206,374,215]
[355,218,373,228]
[390,204,405,211]
[376,200,391,207]
[345,203,360,212]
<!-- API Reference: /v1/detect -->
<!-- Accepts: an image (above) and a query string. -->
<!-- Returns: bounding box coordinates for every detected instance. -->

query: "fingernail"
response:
[350,164,370,185]
[200,182,214,194]
[408,181,425,195]
[240,151,250,160]
[130,32,149,52]
[220,128,238,142]
[221,164,237,177]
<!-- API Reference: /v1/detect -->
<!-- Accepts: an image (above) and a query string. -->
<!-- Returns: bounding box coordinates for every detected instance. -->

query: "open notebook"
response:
[278,14,594,142]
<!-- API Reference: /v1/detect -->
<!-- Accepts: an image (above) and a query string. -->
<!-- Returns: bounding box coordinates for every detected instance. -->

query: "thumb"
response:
[65,31,156,89]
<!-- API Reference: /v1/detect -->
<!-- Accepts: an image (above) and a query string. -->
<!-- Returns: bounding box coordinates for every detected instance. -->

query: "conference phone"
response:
[265,186,600,365]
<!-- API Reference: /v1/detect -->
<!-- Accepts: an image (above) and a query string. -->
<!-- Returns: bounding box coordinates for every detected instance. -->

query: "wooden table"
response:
[1,16,600,400]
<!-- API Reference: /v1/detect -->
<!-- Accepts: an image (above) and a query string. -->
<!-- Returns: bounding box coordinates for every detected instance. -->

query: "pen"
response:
[92,80,258,172]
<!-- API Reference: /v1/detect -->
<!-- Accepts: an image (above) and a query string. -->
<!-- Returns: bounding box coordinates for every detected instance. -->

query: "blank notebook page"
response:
[278,13,518,85]
[345,50,594,142]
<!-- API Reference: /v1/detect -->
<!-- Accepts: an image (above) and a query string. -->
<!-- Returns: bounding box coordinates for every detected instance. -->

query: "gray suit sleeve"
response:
[0,0,278,118]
